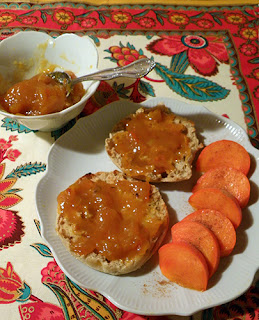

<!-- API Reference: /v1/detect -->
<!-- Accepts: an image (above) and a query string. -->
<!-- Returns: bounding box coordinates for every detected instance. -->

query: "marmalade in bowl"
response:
[0,71,85,116]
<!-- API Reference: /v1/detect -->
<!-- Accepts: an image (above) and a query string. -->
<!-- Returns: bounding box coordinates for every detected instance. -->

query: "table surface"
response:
[0,2,258,320]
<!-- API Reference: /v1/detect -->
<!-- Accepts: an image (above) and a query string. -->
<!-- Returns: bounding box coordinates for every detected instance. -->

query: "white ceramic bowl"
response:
[0,31,99,131]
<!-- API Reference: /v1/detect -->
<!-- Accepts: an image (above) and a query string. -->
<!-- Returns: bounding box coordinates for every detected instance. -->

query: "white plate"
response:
[35,97,259,316]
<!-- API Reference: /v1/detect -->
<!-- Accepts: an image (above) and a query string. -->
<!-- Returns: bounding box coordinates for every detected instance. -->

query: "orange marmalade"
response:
[112,106,191,178]
[57,175,163,261]
[0,71,85,116]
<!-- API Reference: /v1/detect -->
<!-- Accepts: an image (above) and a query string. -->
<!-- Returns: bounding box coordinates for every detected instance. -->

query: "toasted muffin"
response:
[56,170,169,275]
[105,105,203,182]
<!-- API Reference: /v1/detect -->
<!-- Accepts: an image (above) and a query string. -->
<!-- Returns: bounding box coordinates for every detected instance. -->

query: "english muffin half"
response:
[56,170,169,275]
[105,104,203,182]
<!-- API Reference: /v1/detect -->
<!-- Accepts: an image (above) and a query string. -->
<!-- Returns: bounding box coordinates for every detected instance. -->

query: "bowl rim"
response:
[0,31,99,120]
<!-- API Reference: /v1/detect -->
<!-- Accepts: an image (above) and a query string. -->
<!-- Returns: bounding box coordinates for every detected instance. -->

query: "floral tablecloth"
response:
[0,2,258,320]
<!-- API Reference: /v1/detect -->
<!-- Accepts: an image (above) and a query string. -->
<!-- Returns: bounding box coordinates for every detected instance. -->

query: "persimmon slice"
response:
[182,209,236,257]
[189,188,242,229]
[158,242,209,291]
[196,140,250,175]
[171,221,220,277]
[192,166,250,208]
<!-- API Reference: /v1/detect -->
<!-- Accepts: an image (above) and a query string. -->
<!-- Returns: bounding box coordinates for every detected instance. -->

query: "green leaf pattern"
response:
[155,62,230,101]
[5,162,46,179]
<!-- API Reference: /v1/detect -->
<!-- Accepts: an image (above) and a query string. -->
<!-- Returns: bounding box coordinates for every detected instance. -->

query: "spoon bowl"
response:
[48,58,156,96]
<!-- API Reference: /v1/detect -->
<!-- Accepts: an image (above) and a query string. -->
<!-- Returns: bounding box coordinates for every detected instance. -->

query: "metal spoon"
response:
[48,58,156,96]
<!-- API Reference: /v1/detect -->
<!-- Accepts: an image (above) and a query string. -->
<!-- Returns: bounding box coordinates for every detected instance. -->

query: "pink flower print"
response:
[109,45,147,67]
[0,262,23,304]
[78,17,97,28]
[0,163,22,209]
[138,17,156,28]
[0,164,22,209]
[147,35,229,76]
[41,261,66,288]
[41,261,89,317]
[8,135,18,142]
[239,43,258,56]
[19,16,39,25]
[0,136,21,163]
[195,19,214,29]
[0,208,25,250]
[0,139,12,150]
[0,175,22,209]
[5,148,21,161]
[0,193,22,208]
[19,301,64,320]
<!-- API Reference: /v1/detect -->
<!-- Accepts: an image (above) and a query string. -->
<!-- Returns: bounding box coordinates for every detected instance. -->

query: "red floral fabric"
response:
[0,4,258,148]
[0,3,258,320]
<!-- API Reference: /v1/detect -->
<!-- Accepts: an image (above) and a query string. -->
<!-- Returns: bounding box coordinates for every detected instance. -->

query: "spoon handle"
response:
[71,58,156,85]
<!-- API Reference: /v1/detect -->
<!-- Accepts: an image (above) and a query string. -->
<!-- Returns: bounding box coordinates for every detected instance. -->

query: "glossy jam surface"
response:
[57,175,163,261]
[112,106,191,178]
[0,71,85,116]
